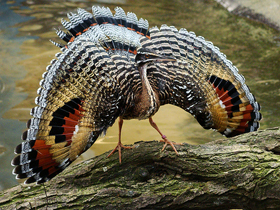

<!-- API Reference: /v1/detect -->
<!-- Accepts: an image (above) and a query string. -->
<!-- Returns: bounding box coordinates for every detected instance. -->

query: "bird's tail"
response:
[52,6,150,60]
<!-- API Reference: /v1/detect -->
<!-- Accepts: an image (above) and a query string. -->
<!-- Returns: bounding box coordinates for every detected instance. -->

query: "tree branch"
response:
[1,127,280,210]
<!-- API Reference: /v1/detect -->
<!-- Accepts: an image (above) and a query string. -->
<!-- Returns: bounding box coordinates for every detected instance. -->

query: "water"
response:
[0,0,34,191]
[0,0,279,191]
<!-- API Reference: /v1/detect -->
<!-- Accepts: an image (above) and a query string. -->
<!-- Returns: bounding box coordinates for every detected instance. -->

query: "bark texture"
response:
[1,127,280,210]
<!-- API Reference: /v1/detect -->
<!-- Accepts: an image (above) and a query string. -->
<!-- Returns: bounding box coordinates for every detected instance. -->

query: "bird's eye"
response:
[145,54,149,59]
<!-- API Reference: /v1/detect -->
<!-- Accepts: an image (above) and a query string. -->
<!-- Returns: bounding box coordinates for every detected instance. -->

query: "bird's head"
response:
[135,48,176,66]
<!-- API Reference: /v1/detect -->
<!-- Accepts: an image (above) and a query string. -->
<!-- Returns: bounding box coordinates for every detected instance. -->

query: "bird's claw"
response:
[160,137,182,155]
[107,142,133,163]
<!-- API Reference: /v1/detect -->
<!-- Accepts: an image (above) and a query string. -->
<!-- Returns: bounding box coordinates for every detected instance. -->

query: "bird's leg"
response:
[149,117,181,155]
[107,117,133,163]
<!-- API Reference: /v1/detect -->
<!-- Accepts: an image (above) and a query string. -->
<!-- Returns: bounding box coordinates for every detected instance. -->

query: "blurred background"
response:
[0,0,279,191]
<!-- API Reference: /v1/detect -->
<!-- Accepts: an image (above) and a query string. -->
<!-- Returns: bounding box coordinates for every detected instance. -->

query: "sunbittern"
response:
[12,6,262,184]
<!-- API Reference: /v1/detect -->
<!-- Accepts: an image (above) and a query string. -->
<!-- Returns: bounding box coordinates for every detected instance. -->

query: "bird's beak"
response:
[147,54,176,63]
[154,58,176,62]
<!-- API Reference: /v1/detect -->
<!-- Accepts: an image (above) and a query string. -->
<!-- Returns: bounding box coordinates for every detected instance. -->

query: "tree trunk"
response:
[1,127,280,210]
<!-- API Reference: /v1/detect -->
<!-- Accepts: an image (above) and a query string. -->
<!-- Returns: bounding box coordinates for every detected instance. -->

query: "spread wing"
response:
[12,40,125,184]
[11,6,147,184]
[140,25,262,137]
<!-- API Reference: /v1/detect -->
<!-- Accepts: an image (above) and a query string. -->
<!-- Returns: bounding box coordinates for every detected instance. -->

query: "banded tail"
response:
[12,6,261,184]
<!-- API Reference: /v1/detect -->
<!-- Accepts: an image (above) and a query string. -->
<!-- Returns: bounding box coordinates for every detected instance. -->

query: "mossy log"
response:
[1,127,280,210]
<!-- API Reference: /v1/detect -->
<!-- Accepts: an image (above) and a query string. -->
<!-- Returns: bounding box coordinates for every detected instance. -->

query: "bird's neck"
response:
[136,63,159,119]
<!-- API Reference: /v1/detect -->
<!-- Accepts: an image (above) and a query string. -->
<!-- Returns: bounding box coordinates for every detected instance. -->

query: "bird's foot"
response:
[160,135,182,155]
[107,142,133,163]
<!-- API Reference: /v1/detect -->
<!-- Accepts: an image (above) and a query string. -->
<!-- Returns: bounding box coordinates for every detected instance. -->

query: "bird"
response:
[11,6,262,184]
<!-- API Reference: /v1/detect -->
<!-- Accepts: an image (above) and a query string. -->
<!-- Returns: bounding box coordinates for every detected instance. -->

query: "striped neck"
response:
[137,63,159,119]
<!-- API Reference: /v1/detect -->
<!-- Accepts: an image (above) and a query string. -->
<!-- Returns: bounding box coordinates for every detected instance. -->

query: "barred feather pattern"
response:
[140,25,261,136]
[12,6,261,184]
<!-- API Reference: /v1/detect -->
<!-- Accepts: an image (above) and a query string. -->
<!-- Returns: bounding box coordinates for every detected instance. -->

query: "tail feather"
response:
[12,6,261,185]
[53,5,150,60]
[77,8,96,27]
